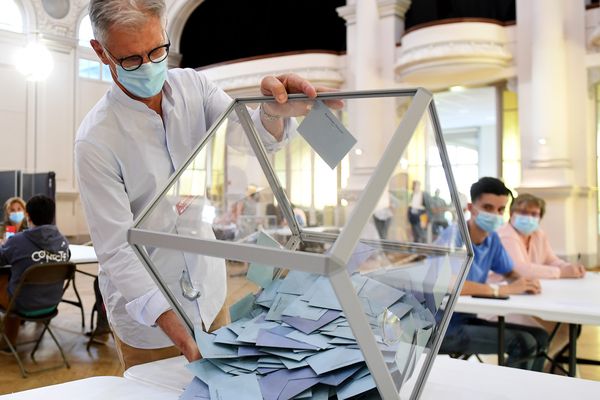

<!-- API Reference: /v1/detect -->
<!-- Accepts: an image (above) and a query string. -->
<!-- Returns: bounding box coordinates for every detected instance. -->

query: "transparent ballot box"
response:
[128,89,473,400]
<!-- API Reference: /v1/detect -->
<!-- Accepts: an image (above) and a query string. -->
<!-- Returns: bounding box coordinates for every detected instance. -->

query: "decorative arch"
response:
[166,0,205,55]
[0,0,32,33]
[15,0,36,33]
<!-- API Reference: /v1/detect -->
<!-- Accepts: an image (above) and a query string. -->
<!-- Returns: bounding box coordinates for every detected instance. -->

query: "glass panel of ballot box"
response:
[128,89,473,400]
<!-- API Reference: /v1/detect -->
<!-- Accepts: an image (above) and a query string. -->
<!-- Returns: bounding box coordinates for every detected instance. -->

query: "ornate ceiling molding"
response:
[377,0,411,19]
[211,67,344,92]
[29,0,89,43]
[336,4,357,26]
[397,40,511,72]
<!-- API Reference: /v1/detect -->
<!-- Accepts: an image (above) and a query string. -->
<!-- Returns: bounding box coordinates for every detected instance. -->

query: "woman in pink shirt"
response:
[498,194,586,279]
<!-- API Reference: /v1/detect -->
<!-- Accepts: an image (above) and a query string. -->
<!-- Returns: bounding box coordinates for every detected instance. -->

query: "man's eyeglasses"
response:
[103,41,170,71]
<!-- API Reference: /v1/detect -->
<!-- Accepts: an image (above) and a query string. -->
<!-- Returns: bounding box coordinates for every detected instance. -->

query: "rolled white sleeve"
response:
[75,140,169,326]
[125,287,171,326]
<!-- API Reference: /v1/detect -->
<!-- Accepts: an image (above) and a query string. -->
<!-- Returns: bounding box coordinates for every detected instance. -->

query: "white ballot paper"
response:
[297,100,357,169]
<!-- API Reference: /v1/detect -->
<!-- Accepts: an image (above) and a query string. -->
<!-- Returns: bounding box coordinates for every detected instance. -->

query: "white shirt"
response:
[75,69,289,348]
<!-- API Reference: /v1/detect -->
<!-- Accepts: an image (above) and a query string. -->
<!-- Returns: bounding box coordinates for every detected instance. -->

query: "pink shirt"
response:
[497,223,570,279]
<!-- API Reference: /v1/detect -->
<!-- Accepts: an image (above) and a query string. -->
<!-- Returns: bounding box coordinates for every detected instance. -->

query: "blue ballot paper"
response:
[182,264,443,399]
[305,347,364,375]
[337,373,376,400]
[229,294,256,323]
[195,330,238,359]
[258,367,319,400]
[297,100,357,169]
[209,374,262,400]
[246,231,279,288]
[179,377,210,400]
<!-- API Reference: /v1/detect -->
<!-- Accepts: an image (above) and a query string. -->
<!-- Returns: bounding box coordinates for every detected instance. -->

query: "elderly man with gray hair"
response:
[75,0,337,369]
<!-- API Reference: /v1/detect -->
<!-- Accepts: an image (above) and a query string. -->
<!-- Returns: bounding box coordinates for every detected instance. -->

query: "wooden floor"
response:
[1,262,599,395]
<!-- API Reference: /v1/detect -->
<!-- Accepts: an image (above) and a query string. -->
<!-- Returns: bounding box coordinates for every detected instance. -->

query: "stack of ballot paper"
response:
[180,260,444,400]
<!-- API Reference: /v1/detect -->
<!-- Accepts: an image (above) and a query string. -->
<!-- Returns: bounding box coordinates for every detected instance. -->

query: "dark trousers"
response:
[373,216,391,240]
[441,316,549,371]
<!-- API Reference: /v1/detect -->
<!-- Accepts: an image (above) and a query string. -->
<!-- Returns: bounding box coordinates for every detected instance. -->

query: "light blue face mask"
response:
[512,214,539,235]
[9,211,24,224]
[116,58,167,99]
[474,209,504,233]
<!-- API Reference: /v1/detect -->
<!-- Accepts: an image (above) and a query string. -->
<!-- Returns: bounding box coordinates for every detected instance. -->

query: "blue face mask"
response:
[474,209,503,233]
[116,58,167,98]
[512,214,539,235]
[9,211,24,224]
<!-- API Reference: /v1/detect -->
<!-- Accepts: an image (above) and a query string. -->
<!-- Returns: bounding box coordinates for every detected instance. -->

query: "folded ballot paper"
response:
[180,257,444,400]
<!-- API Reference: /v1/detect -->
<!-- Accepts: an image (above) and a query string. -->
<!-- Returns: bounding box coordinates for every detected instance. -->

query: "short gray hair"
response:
[89,0,166,45]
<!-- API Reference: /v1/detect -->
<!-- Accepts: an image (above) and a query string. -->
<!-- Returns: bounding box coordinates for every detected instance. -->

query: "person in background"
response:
[407,180,429,243]
[1,197,28,241]
[429,188,448,238]
[438,177,548,371]
[0,195,69,348]
[498,193,586,279]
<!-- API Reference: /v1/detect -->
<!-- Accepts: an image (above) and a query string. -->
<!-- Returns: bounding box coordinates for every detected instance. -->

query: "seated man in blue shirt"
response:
[438,177,548,371]
[0,195,70,348]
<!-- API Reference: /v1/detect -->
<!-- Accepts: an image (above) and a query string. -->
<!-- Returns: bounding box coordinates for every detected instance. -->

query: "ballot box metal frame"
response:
[128,89,474,400]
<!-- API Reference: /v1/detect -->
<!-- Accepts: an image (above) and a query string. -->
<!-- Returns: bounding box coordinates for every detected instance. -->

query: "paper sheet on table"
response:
[246,231,279,288]
[297,99,357,169]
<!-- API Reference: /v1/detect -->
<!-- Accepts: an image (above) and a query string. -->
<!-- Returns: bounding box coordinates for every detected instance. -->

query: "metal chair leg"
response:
[30,324,48,363]
[46,325,70,369]
[3,332,27,378]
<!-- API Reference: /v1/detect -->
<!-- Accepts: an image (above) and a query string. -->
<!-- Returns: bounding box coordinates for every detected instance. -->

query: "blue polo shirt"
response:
[436,224,514,330]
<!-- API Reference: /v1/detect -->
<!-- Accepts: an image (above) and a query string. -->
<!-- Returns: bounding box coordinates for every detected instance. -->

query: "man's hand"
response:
[156,309,201,362]
[502,277,541,295]
[560,264,586,279]
[260,73,344,118]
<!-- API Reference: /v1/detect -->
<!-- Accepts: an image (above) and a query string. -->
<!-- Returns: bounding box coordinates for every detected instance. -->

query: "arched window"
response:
[78,14,93,47]
[77,14,111,82]
[0,0,24,33]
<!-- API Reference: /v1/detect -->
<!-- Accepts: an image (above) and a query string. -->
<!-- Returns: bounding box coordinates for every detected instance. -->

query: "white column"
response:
[337,0,410,200]
[525,0,571,182]
[517,0,597,264]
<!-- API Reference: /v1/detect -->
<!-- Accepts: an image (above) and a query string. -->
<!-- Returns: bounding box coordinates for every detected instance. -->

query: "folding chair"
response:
[0,262,76,377]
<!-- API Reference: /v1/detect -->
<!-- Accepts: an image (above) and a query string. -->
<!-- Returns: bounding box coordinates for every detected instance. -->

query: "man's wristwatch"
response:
[489,283,500,298]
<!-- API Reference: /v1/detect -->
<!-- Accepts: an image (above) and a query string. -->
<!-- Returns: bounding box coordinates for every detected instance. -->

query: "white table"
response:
[124,355,600,399]
[63,244,98,328]
[0,376,178,400]
[454,272,600,375]
[69,244,98,265]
